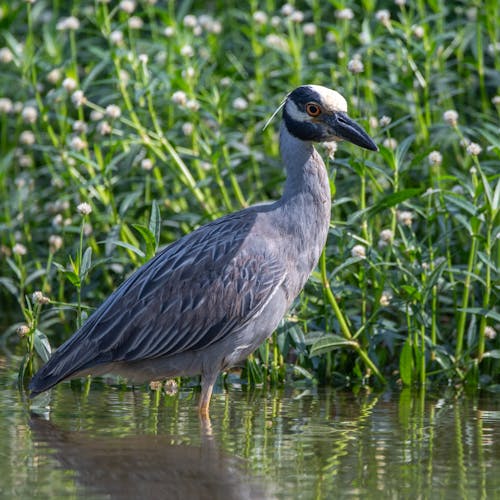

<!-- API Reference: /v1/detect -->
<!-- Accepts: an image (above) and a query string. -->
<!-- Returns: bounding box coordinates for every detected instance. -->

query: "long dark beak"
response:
[327,112,378,151]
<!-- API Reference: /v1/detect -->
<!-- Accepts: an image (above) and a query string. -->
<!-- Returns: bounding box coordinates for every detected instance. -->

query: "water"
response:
[1,359,499,499]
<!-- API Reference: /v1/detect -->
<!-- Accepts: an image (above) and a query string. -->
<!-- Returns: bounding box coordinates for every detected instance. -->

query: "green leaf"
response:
[25,269,47,286]
[293,365,315,380]
[310,334,355,356]
[149,200,161,252]
[18,353,30,389]
[492,178,500,214]
[444,194,478,217]
[34,329,51,363]
[80,247,92,281]
[399,338,413,386]
[0,277,18,296]
[459,308,500,322]
[349,188,424,223]
[109,240,145,258]
[119,191,142,217]
[483,350,500,360]
[132,224,156,260]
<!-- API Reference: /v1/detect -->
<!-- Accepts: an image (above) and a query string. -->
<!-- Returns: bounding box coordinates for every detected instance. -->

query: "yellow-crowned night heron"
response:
[29,85,377,416]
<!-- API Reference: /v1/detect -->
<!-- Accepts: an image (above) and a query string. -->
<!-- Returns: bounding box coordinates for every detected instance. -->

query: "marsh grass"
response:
[0,0,498,393]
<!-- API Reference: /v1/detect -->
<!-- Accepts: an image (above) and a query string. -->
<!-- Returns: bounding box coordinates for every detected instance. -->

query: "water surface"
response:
[1,361,499,499]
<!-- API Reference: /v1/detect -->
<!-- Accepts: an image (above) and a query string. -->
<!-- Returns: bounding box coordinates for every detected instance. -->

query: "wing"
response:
[30,208,286,393]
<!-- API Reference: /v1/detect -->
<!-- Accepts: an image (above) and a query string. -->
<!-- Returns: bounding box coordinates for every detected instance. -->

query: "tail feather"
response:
[28,336,106,397]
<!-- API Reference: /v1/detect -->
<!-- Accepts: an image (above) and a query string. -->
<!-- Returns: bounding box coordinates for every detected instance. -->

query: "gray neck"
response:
[274,122,332,290]
[279,121,331,205]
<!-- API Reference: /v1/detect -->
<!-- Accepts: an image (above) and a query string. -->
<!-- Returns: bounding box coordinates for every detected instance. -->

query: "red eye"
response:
[306,102,322,117]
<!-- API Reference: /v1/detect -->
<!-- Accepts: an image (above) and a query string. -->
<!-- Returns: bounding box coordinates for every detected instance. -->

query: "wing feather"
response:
[30,208,286,393]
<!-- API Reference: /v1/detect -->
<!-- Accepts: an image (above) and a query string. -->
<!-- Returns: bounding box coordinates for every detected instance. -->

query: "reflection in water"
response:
[1,368,500,500]
[29,416,273,500]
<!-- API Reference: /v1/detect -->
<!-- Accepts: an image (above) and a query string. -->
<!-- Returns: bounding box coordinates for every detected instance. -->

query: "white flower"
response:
[253,11,268,25]
[138,53,148,64]
[466,142,482,156]
[118,70,129,85]
[378,229,394,247]
[62,77,77,92]
[70,135,87,151]
[289,10,304,23]
[49,234,63,252]
[379,291,392,306]
[12,243,27,255]
[105,104,121,119]
[443,109,458,126]
[32,291,50,304]
[281,3,294,16]
[0,97,13,113]
[164,26,175,37]
[182,122,194,136]
[413,25,424,39]
[397,210,413,226]
[335,8,354,20]
[21,105,38,124]
[351,244,366,259]
[172,90,187,106]
[428,151,442,165]
[303,23,317,36]
[16,324,30,338]
[379,115,391,127]
[180,44,194,57]
[71,90,85,107]
[128,16,143,29]
[308,51,318,61]
[98,121,112,135]
[186,99,199,111]
[56,16,80,31]
[47,68,62,84]
[141,158,154,171]
[90,110,104,121]
[72,120,87,134]
[77,202,92,215]
[348,58,364,74]
[492,95,500,105]
[485,326,497,340]
[265,34,289,52]
[270,16,281,27]
[183,14,198,28]
[182,66,195,79]
[207,19,222,34]
[19,130,35,145]
[19,155,33,167]
[375,9,391,26]
[233,97,248,111]
[395,0,406,6]
[0,47,14,63]
[109,30,124,46]
[323,141,337,159]
[119,0,136,14]
[383,138,398,150]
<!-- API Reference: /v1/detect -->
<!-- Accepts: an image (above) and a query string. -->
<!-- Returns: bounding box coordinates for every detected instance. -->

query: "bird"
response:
[29,84,377,416]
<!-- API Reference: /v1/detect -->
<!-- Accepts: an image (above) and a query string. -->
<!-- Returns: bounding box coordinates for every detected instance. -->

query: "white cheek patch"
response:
[285,99,311,122]
[306,85,348,113]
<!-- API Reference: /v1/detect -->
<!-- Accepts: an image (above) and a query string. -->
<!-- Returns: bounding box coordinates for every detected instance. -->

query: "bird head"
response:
[283,85,378,151]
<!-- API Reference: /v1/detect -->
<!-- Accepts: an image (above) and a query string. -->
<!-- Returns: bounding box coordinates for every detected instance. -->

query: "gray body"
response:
[29,85,376,413]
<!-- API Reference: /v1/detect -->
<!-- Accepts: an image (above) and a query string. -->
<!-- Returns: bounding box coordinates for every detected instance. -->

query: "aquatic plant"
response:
[0,0,498,393]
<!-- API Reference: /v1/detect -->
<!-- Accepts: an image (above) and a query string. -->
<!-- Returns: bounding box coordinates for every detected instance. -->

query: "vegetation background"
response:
[0,0,498,395]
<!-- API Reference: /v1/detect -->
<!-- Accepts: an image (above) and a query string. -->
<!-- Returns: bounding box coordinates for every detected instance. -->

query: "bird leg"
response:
[198,372,217,418]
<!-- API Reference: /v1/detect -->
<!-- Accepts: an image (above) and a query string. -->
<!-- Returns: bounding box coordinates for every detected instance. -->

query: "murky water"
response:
[1,360,499,499]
